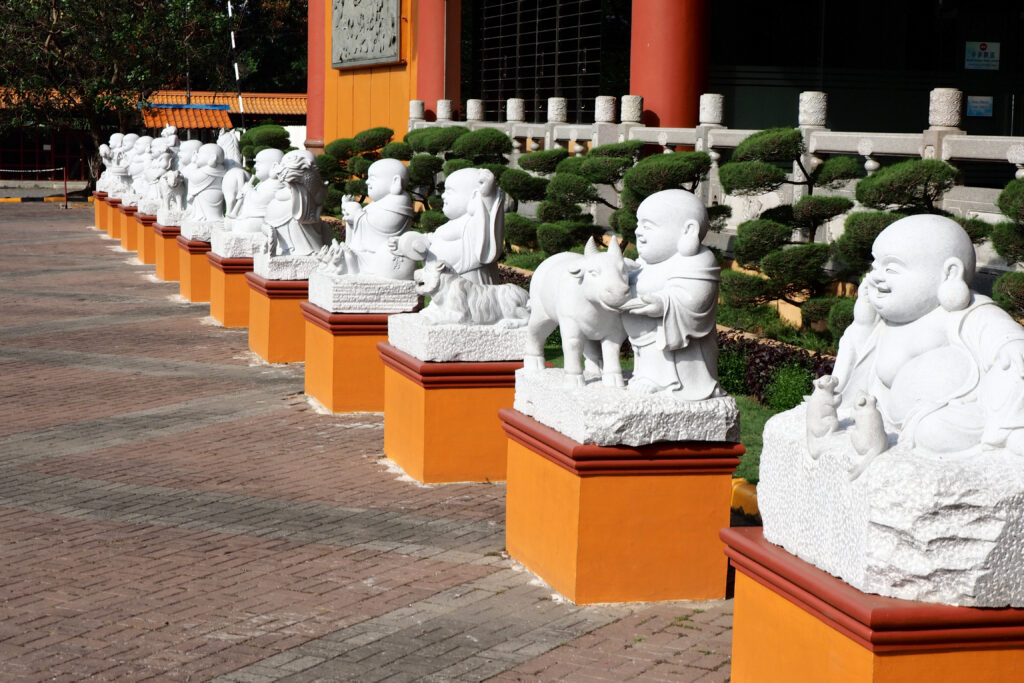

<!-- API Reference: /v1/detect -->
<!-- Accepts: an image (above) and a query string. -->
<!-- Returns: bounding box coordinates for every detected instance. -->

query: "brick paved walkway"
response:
[0,204,733,682]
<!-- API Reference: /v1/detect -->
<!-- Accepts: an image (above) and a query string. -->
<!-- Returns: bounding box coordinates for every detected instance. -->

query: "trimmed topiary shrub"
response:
[555,156,585,175]
[451,127,513,164]
[732,127,804,163]
[505,212,539,249]
[792,195,854,230]
[831,211,904,277]
[418,210,447,233]
[759,243,832,303]
[720,269,777,307]
[993,271,1024,318]
[518,148,568,174]
[763,364,814,411]
[499,169,548,203]
[813,155,862,188]
[381,141,413,160]
[580,155,632,185]
[956,216,992,244]
[855,159,957,213]
[354,127,394,151]
[997,178,1024,223]
[621,152,711,197]
[536,221,595,254]
[323,137,359,160]
[733,219,792,269]
[827,297,856,339]
[408,154,443,186]
[586,140,644,161]
[801,296,842,331]
[404,126,471,154]
[545,173,599,206]
[240,124,292,165]
[442,158,474,176]
[718,161,788,196]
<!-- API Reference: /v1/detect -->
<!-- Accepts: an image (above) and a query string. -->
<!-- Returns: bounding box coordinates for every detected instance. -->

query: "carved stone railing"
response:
[408,88,1023,265]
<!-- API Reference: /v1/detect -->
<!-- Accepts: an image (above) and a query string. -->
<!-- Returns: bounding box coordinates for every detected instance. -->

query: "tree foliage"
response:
[854,159,957,213]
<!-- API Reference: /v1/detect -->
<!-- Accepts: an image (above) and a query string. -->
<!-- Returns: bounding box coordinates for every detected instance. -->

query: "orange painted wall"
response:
[321,0,419,144]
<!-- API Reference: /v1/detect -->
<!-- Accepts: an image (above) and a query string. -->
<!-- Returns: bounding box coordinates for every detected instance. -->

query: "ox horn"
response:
[584,236,600,257]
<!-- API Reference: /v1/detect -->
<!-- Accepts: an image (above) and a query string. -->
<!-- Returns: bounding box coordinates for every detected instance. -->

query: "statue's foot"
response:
[627,376,661,394]
[602,373,625,388]
[564,373,586,388]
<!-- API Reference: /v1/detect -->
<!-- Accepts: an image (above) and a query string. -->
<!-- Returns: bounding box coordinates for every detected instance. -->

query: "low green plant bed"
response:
[733,395,776,485]
[717,301,836,354]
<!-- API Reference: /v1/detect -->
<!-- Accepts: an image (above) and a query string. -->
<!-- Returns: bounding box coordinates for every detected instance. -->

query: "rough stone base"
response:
[253,252,319,281]
[211,229,264,258]
[513,368,740,447]
[156,209,183,227]
[389,313,528,362]
[308,271,420,314]
[759,403,1024,608]
[180,217,222,242]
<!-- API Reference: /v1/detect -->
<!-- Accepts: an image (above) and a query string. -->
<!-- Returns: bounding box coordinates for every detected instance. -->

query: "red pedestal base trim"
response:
[377,342,522,389]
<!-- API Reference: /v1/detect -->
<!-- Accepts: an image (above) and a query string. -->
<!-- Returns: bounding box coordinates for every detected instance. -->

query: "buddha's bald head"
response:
[867,215,976,322]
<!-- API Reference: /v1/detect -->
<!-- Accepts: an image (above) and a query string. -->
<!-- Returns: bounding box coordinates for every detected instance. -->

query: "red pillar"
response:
[416,0,448,120]
[629,0,709,128]
[305,0,326,152]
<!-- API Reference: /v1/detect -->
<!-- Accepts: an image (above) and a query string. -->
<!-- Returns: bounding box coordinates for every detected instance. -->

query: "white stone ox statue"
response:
[523,236,632,387]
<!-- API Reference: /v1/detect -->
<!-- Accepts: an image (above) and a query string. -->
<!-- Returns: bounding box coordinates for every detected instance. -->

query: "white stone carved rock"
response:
[320,158,416,280]
[412,260,528,326]
[595,96,617,124]
[95,132,123,193]
[225,148,284,233]
[514,368,740,447]
[391,167,505,284]
[507,98,526,122]
[929,87,963,128]
[466,99,485,121]
[388,313,529,363]
[261,149,329,257]
[798,91,828,127]
[409,100,425,120]
[307,270,419,313]
[436,99,453,121]
[761,214,1024,607]
[253,251,320,281]
[621,190,723,400]
[523,237,631,388]
[210,228,264,259]
[180,143,227,241]
[621,95,643,124]
[699,94,724,126]
[547,97,567,124]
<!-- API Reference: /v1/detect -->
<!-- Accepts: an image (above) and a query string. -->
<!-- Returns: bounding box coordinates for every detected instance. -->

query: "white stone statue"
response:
[226,148,284,232]
[261,150,329,256]
[177,139,203,180]
[620,189,723,400]
[391,167,505,284]
[159,125,179,151]
[319,159,416,280]
[106,133,138,200]
[156,169,186,226]
[218,130,250,219]
[523,237,632,387]
[95,132,123,193]
[138,138,173,216]
[760,214,1024,608]
[412,260,528,325]
[127,135,154,205]
[180,142,227,240]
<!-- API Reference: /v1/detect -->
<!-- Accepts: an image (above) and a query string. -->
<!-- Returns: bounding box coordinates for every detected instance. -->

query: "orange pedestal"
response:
[208,254,254,328]
[92,192,107,230]
[119,205,139,251]
[247,274,308,363]
[153,224,181,282]
[378,342,520,483]
[501,409,742,604]
[135,214,157,264]
[176,236,211,303]
[106,198,122,239]
[722,527,1024,682]
[300,303,387,410]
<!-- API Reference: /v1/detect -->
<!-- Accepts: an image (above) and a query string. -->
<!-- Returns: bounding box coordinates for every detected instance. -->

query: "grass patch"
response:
[733,394,777,484]
[502,250,548,271]
[718,302,836,354]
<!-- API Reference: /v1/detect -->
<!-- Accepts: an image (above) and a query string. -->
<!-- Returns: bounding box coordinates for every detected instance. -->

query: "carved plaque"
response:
[332,0,402,69]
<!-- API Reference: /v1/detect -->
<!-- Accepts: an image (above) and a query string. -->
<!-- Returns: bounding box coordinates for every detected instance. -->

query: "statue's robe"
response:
[835,294,1024,453]
[623,248,721,399]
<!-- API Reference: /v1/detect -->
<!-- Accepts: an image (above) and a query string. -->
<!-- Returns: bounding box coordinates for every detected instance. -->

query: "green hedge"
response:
[854,158,957,212]
[733,219,792,269]
[718,161,787,195]
[517,148,568,174]
[732,127,804,163]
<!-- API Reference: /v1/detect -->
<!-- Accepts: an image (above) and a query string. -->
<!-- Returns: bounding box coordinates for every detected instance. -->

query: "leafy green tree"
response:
[854,159,957,214]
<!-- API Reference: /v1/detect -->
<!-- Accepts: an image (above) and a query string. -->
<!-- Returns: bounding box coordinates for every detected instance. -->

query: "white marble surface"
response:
[760,403,1024,608]
[513,368,740,447]
[308,271,419,313]
[211,229,263,258]
[253,252,319,281]
[389,313,527,362]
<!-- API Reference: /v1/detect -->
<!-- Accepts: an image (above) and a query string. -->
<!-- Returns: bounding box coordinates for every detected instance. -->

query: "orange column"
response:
[629,0,709,127]
[416,0,460,120]
[306,0,326,153]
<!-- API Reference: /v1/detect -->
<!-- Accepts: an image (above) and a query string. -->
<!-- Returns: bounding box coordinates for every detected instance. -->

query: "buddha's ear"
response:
[939,256,971,311]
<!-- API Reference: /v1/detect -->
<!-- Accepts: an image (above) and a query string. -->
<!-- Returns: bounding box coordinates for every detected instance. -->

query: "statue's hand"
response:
[996,340,1024,377]
[620,295,664,317]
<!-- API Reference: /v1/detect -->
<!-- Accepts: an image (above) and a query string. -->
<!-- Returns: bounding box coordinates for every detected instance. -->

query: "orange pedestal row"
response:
[247,274,308,363]
[135,213,157,265]
[92,192,107,230]
[378,342,521,483]
[106,198,122,239]
[119,205,139,251]
[501,409,742,604]
[176,236,211,303]
[722,527,1024,682]
[153,224,181,282]
[208,254,254,328]
[300,303,388,411]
